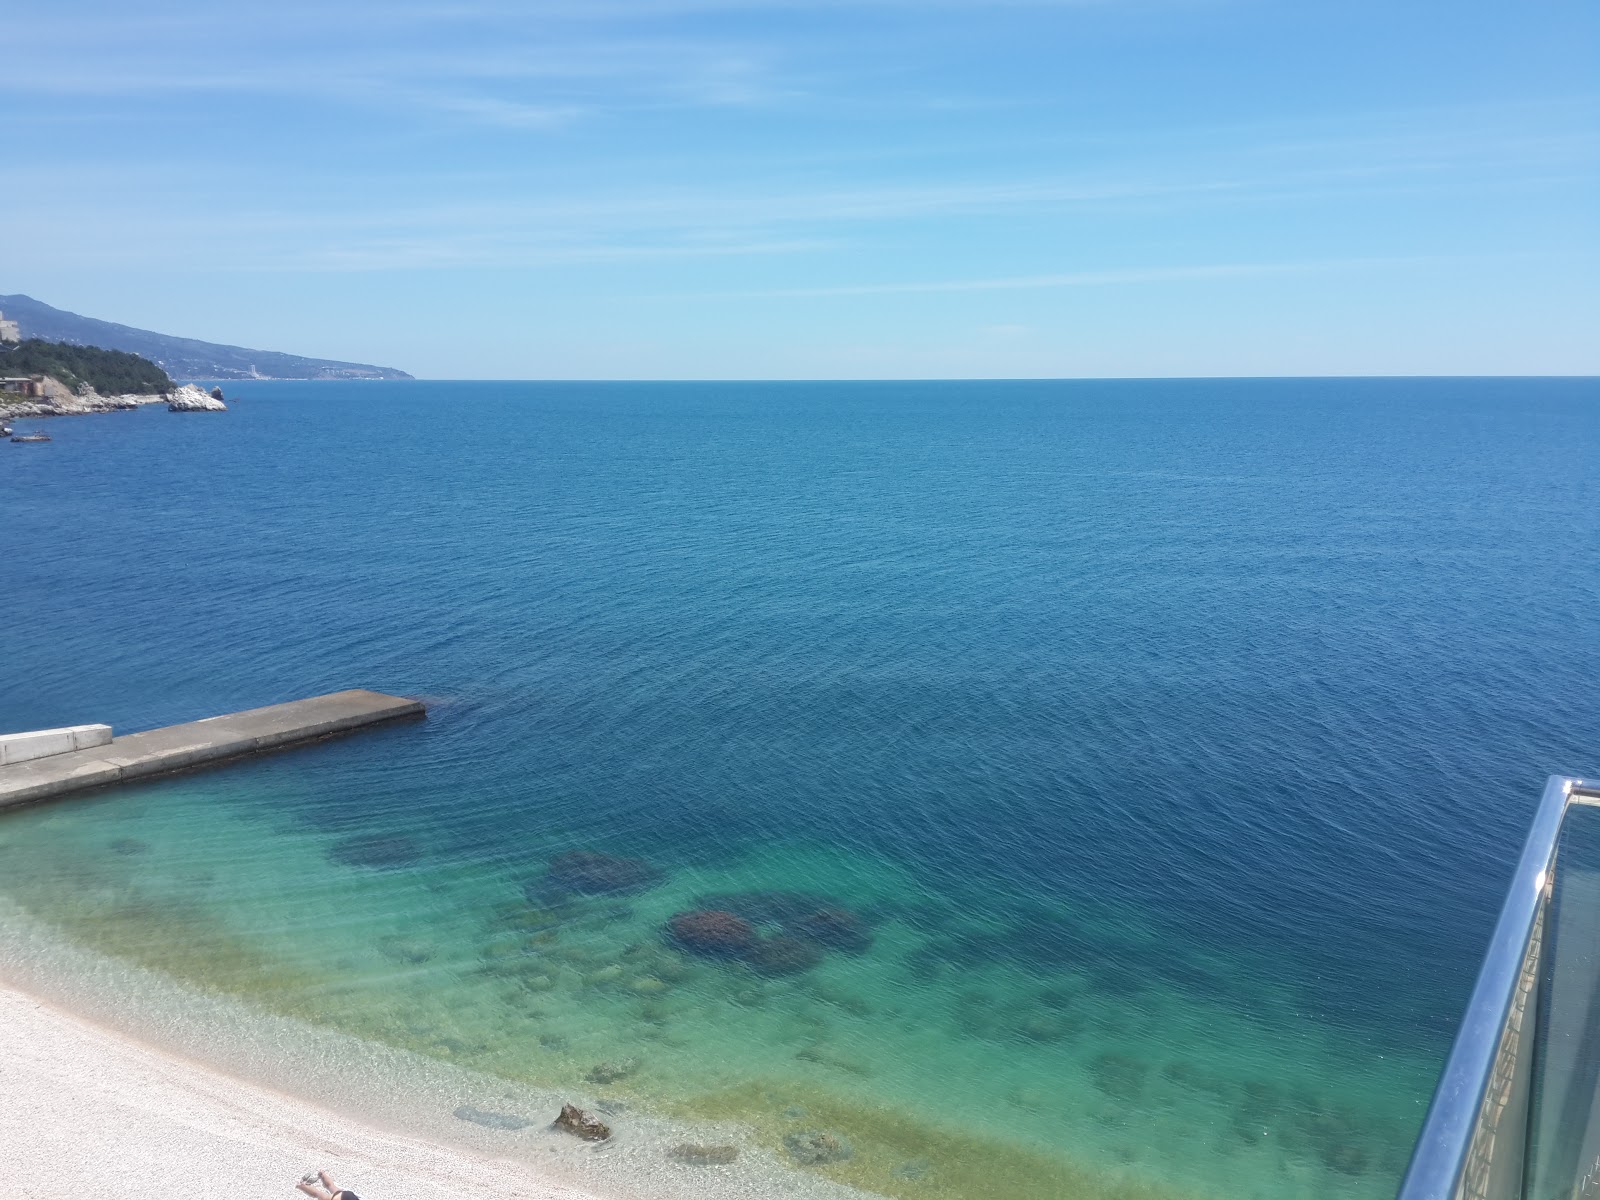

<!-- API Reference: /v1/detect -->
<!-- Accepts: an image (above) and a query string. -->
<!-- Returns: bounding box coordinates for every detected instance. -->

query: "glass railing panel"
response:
[1457,895,1544,1200]
[1396,775,1577,1200]
[1525,796,1600,1200]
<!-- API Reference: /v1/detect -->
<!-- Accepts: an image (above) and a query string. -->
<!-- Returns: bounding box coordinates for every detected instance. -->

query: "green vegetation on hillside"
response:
[1,338,173,395]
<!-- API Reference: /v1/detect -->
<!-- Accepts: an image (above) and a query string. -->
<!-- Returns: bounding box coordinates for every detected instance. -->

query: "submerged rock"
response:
[1289,1102,1372,1176]
[582,965,626,988]
[682,891,874,968]
[378,935,437,964]
[544,850,663,897]
[454,1105,533,1131]
[1089,1052,1149,1101]
[788,906,873,954]
[498,906,567,933]
[667,1143,739,1166]
[554,1103,611,1141]
[1089,963,1147,997]
[584,1058,639,1085]
[1018,1013,1075,1043]
[330,834,422,869]
[697,890,834,926]
[748,934,824,976]
[666,910,757,958]
[784,1129,853,1165]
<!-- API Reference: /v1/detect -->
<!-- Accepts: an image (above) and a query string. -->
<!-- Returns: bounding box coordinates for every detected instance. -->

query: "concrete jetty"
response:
[0,690,424,812]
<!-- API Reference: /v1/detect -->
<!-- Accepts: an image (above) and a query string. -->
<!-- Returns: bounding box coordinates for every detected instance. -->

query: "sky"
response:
[2,0,1597,379]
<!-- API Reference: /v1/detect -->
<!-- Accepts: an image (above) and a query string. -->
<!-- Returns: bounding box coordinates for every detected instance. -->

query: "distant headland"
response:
[1,336,226,420]
[0,293,412,381]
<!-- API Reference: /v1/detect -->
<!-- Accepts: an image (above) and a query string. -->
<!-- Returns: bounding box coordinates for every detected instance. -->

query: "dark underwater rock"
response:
[454,1105,532,1130]
[784,1129,853,1165]
[667,1143,739,1166]
[585,1058,639,1085]
[1289,1103,1371,1176]
[696,890,834,926]
[378,935,437,964]
[1161,1060,1231,1096]
[1001,916,1088,975]
[1089,962,1147,997]
[788,906,872,954]
[667,909,757,957]
[1018,1013,1076,1043]
[545,850,663,896]
[697,890,876,947]
[1089,1052,1149,1101]
[554,1103,611,1141]
[749,934,824,975]
[330,834,423,869]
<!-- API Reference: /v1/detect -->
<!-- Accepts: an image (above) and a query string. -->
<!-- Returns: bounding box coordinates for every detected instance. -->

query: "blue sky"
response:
[3,0,1597,378]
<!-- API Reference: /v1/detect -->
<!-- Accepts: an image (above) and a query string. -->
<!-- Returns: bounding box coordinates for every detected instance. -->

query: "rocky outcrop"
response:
[0,375,163,418]
[554,1103,611,1141]
[167,384,227,412]
[0,377,226,417]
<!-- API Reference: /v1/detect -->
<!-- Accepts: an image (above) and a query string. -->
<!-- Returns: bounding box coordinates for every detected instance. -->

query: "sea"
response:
[1,378,1596,1200]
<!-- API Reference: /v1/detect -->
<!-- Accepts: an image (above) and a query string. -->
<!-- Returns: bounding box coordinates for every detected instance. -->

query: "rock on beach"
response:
[554,1103,611,1141]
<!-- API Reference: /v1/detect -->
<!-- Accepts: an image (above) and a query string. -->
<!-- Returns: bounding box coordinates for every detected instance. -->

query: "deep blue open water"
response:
[1,378,1597,1200]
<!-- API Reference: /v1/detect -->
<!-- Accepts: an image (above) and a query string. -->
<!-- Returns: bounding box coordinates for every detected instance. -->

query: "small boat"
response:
[10,433,50,443]
[0,423,11,436]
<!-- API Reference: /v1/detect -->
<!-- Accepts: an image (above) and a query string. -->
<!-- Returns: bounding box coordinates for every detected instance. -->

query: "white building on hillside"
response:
[0,311,19,343]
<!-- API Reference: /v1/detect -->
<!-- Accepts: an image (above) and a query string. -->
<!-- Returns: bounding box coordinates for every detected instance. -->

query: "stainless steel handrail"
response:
[1397,775,1597,1200]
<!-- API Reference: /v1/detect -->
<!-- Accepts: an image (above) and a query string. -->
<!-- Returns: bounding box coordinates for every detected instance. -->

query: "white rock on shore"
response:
[1,378,227,417]
[166,384,227,412]
[0,379,160,418]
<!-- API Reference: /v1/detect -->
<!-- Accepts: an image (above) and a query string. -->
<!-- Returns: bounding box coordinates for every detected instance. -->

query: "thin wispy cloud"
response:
[3,0,1594,376]
[672,255,1487,299]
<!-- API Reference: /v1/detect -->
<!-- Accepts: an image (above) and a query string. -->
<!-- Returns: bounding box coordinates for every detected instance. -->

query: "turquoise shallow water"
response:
[2,379,1598,1199]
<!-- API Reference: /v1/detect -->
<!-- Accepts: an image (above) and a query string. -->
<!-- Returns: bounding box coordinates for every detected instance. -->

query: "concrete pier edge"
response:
[0,690,425,812]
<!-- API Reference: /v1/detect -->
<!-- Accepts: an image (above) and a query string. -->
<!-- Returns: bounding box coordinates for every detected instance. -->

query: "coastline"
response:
[0,980,607,1200]
[0,900,877,1200]
[1,382,223,419]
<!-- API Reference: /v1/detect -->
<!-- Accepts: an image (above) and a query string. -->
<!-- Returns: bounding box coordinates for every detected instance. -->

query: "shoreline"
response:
[0,978,607,1200]
[1,383,224,419]
[0,902,875,1200]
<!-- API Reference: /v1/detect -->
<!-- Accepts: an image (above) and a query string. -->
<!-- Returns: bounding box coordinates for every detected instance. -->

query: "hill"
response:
[2,339,173,396]
[0,294,412,381]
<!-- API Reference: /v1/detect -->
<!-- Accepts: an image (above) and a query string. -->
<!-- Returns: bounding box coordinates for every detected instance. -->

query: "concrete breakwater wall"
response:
[0,690,424,812]
[0,724,113,766]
